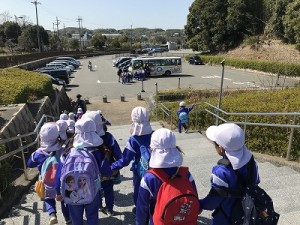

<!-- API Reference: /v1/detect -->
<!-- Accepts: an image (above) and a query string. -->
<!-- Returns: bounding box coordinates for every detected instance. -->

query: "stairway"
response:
[1,122,299,225]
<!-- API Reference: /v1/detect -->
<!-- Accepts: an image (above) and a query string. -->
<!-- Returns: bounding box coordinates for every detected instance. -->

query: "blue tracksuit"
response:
[176,105,194,133]
[55,147,112,225]
[27,148,67,217]
[100,132,122,211]
[199,156,260,225]
[111,133,152,205]
[136,167,198,225]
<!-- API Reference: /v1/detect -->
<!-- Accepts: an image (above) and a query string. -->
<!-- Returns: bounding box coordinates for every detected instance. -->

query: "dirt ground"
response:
[224,39,300,64]
[86,96,148,125]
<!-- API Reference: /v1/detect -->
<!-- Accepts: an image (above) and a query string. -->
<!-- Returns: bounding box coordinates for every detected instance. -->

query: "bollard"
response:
[103,95,107,103]
[137,93,142,100]
[121,94,125,102]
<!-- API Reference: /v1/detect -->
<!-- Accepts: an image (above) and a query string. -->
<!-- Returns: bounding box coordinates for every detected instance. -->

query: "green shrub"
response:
[0,68,53,105]
[185,54,300,77]
[0,145,14,195]
[156,88,300,161]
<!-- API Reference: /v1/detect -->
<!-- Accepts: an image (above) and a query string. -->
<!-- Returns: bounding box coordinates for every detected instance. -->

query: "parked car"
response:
[114,57,132,67]
[35,68,70,84]
[188,56,203,65]
[40,73,66,87]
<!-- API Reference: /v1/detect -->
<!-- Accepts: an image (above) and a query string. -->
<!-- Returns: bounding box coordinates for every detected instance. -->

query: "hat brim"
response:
[205,125,218,142]
[149,147,183,168]
[225,145,252,170]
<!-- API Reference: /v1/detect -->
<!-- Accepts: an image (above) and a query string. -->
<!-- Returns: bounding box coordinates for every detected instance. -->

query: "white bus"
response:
[128,56,182,76]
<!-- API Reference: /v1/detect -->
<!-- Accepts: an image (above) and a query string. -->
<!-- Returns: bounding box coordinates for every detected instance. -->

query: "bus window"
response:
[133,60,143,69]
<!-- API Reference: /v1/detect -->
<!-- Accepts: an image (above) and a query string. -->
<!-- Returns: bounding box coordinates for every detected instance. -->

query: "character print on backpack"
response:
[149,167,200,225]
[179,112,188,124]
[60,148,101,205]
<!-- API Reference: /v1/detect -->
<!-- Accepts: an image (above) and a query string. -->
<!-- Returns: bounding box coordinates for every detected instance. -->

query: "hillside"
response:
[223,40,300,64]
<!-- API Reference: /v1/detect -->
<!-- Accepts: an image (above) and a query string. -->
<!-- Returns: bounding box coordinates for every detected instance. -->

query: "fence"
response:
[156,102,300,161]
[0,114,57,199]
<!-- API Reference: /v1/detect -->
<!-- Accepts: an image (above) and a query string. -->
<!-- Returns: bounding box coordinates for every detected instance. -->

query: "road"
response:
[66,54,298,101]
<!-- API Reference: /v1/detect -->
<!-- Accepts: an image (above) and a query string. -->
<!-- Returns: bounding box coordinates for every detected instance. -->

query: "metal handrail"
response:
[156,102,300,161]
[0,114,57,182]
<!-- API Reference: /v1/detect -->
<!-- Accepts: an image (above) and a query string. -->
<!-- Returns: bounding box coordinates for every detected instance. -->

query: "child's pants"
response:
[68,192,100,225]
[100,180,114,211]
[45,198,56,215]
[177,120,187,133]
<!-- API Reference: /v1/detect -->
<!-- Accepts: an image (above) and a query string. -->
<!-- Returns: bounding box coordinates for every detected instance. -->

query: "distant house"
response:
[102,33,121,39]
[71,32,89,47]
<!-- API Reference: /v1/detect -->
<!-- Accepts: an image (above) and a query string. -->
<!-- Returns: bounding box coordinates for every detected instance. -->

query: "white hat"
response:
[206,123,252,169]
[81,111,105,136]
[68,112,75,121]
[77,108,83,114]
[67,120,75,133]
[73,118,103,148]
[149,128,183,168]
[60,113,68,120]
[56,120,68,140]
[131,106,152,136]
[179,101,186,107]
[39,122,61,152]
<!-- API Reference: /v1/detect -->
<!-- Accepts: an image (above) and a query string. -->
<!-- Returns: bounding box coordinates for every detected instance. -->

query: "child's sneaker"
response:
[65,217,72,225]
[105,209,115,217]
[99,207,106,213]
[49,214,58,225]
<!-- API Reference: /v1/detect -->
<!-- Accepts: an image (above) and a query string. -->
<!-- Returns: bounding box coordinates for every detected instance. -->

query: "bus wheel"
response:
[165,71,171,76]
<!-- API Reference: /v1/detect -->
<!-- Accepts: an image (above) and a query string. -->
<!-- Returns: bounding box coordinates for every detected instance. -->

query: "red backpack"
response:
[148,167,200,225]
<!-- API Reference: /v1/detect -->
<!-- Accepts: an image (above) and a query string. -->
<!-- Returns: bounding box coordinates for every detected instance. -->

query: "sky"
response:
[1,0,194,31]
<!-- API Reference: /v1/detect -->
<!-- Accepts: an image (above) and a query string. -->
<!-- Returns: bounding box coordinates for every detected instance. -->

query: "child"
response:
[27,122,70,225]
[176,101,195,133]
[55,118,112,225]
[111,106,153,214]
[76,108,83,120]
[136,128,199,225]
[200,123,260,225]
[82,111,122,216]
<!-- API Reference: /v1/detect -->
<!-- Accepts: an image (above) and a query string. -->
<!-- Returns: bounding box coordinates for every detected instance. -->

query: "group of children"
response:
[28,105,262,225]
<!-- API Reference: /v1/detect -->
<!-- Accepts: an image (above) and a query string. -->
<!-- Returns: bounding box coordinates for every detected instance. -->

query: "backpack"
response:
[179,112,188,124]
[132,137,151,179]
[214,157,280,225]
[149,167,200,225]
[35,152,60,199]
[100,143,122,185]
[60,147,101,205]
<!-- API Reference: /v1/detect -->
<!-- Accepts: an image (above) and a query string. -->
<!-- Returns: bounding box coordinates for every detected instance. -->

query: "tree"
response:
[18,25,49,51]
[69,39,79,50]
[90,34,107,50]
[2,21,21,43]
[282,0,300,49]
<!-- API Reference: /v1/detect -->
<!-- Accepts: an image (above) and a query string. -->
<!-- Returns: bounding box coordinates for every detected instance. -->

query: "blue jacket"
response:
[176,105,194,119]
[101,132,122,162]
[136,167,198,225]
[110,133,152,172]
[200,156,260,225]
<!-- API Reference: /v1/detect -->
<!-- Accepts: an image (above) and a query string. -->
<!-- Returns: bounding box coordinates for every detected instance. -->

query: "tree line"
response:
[185,0,300,52]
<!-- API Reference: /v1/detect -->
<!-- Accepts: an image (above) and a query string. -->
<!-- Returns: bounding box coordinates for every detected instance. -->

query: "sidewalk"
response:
[1,99,300,225]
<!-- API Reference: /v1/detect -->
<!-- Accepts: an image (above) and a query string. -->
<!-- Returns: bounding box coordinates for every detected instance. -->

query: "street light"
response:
[216,59,225,125]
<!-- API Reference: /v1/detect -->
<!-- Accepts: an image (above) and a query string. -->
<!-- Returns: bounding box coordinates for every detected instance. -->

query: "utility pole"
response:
[130,24,133,53]
[31,0,41,53]
[55,17,60,50]
[76,17,82,51]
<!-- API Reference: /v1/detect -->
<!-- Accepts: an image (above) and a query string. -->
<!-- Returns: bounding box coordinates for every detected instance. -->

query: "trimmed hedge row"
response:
[0,68,53,105]
[185,55,300,77]
[156,88,300,161]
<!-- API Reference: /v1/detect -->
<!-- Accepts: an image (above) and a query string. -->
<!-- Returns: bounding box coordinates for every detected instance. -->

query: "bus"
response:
[128,56,182,76]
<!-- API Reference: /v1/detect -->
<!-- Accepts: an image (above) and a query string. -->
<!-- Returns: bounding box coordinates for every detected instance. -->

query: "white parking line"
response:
[97,80,117,84]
